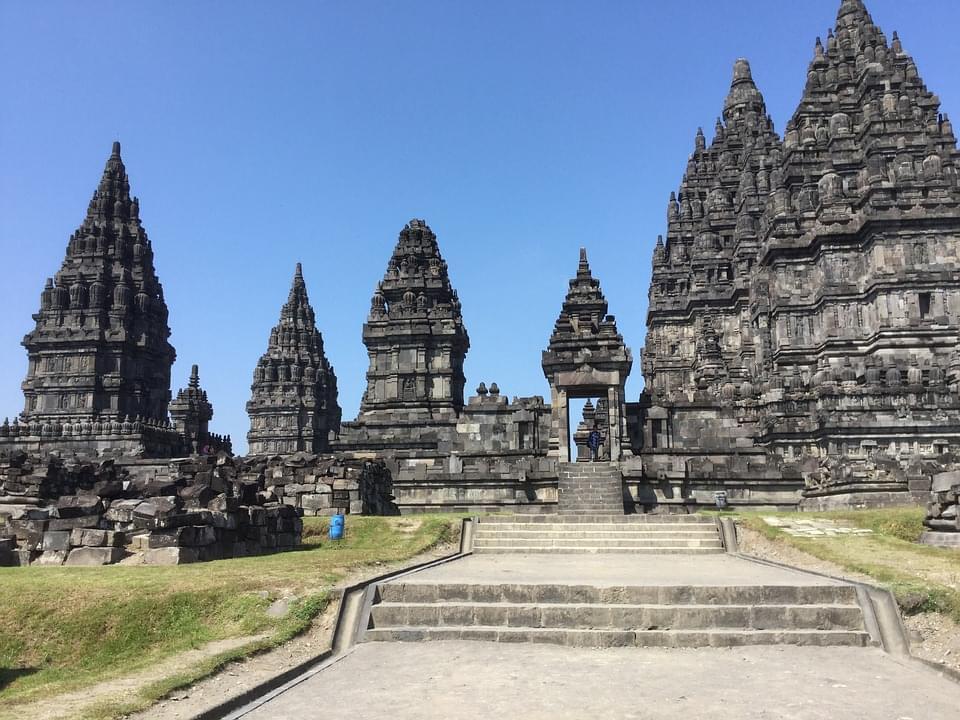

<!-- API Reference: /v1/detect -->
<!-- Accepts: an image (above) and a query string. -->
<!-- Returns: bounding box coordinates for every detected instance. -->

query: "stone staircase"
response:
[364,581,871,647]
[558,462,624,514]
[473,514,725,554]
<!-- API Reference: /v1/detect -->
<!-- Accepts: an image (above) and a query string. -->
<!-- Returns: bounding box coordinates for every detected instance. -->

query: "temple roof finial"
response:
[111,141,121,157]
[733,58,752,82]
[189,364,200,389]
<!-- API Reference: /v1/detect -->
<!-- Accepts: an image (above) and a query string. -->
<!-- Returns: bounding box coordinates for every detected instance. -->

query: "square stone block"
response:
[65,547,124,566]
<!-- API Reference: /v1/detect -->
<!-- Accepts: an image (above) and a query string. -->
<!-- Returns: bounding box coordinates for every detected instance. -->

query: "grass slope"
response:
[0,515,461,718]
[736,508,960,623]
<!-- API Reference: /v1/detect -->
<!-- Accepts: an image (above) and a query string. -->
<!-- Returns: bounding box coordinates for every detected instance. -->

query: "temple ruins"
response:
[2,0,959,565]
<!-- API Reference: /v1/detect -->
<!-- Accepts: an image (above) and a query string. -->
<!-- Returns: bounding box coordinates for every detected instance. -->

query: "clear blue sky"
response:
[1,1,958,452]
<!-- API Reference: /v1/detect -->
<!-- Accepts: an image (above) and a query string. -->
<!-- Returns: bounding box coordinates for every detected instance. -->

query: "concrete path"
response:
[240,641,960,719]
[391,553,845,587]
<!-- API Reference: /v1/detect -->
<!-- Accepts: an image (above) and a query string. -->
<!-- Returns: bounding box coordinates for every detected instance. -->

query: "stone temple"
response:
[1,1,959,535]
[3,142,230,459]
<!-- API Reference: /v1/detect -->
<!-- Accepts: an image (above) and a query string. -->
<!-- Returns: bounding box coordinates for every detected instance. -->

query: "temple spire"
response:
[247,265,340,455]
[577,247,591,278]
[723,58,767,123]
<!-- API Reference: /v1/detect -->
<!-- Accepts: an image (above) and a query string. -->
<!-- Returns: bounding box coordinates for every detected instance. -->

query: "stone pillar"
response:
[606,385,621,462]
[548,386,569,461]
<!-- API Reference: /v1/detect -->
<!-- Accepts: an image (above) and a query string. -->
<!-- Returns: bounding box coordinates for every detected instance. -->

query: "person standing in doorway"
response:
[587,428,601,462]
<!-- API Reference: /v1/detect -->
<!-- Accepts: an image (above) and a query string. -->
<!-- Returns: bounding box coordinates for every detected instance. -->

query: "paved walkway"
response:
[231,554,959,718]
[240,641,960,719]
[390,553,845,587]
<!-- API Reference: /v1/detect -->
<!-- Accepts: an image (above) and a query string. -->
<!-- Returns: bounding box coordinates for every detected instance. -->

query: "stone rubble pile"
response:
[0,451,396,566]
[240,452,397,517]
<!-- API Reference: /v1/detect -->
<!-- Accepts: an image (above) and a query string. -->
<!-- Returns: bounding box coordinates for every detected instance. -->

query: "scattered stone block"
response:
[144,547,199,565]
[42,531,71,552]
[64,547,124,566]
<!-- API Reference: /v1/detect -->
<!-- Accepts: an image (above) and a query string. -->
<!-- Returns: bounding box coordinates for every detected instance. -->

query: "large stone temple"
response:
[1,142,230,459]
[2,0,959,517]
[640,0,960,509]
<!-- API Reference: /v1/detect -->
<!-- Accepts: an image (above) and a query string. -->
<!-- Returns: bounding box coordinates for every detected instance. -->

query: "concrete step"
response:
[363,626,871,647]
[378,583,861,606]
[473,538,723,549]
[369,602,865,631]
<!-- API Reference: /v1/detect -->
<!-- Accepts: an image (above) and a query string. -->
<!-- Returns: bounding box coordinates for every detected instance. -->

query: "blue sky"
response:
[1,0,958,452]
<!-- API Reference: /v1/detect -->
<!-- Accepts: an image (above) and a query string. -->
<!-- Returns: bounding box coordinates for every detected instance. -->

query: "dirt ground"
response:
[0,634,272,720]
[738,526,960,676]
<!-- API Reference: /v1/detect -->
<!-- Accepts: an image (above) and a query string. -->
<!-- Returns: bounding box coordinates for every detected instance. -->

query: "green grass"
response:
[734,508,960,624]
[0,514,462,719]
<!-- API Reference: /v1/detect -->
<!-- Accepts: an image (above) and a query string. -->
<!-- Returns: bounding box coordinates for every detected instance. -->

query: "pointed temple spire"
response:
[645,55,781,397]
[577,247,591,278]
[170,364,218,453]
[723,58,766,122]
[350,219,470,423]
[246,264,341,455]
[20,141,176,428]
[546,248,629,360]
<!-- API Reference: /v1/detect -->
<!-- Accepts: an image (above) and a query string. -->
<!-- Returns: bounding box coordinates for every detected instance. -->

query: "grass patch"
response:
[735,508,960,624]
[0,514,462,718]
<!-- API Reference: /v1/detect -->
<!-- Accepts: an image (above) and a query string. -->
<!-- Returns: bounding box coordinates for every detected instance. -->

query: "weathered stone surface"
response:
[56,495,103,518]
[42,531,71,552]
[143,547,199,565]
[64,546,124,566]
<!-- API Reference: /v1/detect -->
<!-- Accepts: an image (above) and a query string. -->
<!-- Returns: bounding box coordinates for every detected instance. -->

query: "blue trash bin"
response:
[329,513,345,540]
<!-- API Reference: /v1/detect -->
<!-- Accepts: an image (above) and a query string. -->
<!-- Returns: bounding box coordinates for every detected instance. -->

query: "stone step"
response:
[369,602,865,631]
[558,507,627,513]
[476,523,718,531]
[472,538,723,549]
[480,515,711,524]
[378,583,861,606]
[557,486,622,491]
[472,546,726,554]
[474,525,718,539]
[363,626,871,648]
